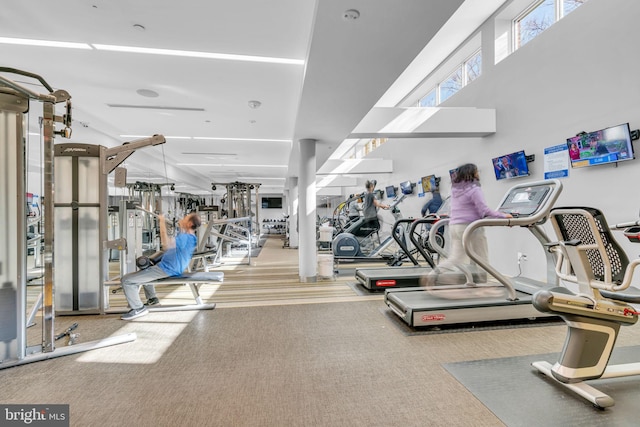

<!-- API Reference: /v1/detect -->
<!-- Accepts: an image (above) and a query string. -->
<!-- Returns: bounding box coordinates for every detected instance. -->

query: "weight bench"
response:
[106,271,224,312]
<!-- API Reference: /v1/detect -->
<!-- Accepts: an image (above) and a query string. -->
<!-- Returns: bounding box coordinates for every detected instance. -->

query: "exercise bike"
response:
[531,207,640,408]
[332,194,406,262]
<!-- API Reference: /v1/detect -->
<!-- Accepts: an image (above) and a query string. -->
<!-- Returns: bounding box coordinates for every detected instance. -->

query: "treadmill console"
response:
[498,184,552,217]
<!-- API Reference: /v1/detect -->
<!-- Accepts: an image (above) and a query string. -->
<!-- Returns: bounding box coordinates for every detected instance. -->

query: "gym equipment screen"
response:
[567,123,634,168]
[399,181,414,195]
[491,150,530,180]
[385,185,396,198]
[421,175,436,193]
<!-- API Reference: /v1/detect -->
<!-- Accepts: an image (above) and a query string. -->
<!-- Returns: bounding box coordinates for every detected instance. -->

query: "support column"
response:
[298,139,317,282]
[288,177,299,249]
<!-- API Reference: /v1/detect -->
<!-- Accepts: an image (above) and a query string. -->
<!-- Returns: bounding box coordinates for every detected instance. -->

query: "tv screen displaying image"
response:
[399,180,414,195]
[491,150,530,180]
[261,197,282,209]
[385,185,396,198]
[421,175,436,193]
[567,123,634,168]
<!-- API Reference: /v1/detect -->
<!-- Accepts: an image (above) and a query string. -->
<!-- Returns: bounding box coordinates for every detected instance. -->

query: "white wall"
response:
[370,0,640,282]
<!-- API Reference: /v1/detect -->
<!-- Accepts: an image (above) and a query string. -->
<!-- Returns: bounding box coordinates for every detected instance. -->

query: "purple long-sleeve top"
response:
[449,180,509,225]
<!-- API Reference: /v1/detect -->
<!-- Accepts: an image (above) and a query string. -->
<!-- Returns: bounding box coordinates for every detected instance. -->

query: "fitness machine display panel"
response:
[497,185,551,217]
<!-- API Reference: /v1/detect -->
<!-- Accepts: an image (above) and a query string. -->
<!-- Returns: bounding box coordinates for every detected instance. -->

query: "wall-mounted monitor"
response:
[399,180,414,195]
[261,197,282,209]
[567,123,634,168]
[385,185,396,198]
[491,150,530,180]
[421,175,436,193]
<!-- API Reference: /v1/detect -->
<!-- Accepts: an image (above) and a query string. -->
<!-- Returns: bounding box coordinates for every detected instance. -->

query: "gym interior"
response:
[2,1,640,426]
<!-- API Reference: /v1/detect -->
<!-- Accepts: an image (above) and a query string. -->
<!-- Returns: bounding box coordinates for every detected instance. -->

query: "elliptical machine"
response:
[333,194,406,261]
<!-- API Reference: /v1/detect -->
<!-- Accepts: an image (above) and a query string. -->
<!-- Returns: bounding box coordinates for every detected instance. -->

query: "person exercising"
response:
[424,163,511,285]
[120,212,201,320]
[421,187,443,217]
[358,179,390,237]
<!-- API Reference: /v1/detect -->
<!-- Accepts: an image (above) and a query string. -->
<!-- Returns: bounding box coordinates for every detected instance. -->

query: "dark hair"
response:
[365,179,377,190]
[187,213,201,229]
[453,163,478,183]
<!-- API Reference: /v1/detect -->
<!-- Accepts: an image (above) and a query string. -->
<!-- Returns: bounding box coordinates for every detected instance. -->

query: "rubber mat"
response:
[443,346,640,427]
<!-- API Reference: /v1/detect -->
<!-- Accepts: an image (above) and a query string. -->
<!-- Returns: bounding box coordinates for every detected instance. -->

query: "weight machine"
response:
[0,68,136,369]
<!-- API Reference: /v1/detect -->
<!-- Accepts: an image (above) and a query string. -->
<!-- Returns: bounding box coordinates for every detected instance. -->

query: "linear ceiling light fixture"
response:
[193,137,291,143]
[177,163,287,168]
[0,37,92,49]
[120,135,192,139]
[0,37,303,65]
[93,44,304,65]
[121,135,291,143]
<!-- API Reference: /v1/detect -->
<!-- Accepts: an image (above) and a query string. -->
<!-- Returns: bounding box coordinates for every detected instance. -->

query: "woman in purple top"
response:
[440,163,512,271]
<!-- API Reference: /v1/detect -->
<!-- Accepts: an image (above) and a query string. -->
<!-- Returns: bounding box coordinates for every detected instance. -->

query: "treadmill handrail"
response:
[409,218,439,268]
[391,218,420,266]
[462,179,563,300]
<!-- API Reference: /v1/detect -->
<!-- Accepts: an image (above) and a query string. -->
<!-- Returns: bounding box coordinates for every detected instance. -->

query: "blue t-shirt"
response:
[158,233,197,276]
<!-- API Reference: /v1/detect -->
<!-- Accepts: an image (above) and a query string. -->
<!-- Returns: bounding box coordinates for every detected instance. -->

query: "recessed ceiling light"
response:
[136,89,159,98]
[248,100,262,109]
[133,24,146,31]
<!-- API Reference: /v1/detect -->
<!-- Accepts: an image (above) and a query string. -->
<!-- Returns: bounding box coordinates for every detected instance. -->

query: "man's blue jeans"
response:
[121,265,169,309]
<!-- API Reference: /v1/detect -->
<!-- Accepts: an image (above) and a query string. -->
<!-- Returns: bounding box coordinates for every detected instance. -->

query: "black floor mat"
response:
[444,346,640,427]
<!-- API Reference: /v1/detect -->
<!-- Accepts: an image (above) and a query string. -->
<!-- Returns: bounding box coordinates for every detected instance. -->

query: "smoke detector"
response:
[248,100,262,109]
[342,9,360,21]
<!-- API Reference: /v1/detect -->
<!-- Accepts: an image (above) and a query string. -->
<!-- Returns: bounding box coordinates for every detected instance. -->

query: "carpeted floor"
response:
[5,235,640,426]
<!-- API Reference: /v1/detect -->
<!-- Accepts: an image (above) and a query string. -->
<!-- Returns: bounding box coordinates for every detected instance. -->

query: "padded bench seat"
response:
[146,271,224,285]
[106,271,224,312]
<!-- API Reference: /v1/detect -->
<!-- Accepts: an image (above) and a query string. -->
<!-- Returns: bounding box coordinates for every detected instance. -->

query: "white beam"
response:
[349,107,496,139]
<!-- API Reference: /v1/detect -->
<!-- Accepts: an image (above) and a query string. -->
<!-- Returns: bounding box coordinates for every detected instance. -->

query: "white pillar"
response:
[288,177,299,248]
[298,139,317,282]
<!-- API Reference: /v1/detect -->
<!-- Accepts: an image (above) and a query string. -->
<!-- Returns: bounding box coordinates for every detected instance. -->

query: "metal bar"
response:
[72,156,79,311]
[0,333,137,371]
[42,101,56,352]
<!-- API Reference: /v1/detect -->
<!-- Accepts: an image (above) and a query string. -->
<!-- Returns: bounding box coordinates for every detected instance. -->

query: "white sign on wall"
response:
[544,144,569,179]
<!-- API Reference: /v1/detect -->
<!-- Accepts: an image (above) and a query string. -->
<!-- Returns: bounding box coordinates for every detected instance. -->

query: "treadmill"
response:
[384,179,563,327]
[354,217,438,290]
[355,216,491,290]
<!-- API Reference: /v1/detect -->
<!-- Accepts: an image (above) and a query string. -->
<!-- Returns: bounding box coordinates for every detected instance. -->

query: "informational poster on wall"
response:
[543,144,569,179]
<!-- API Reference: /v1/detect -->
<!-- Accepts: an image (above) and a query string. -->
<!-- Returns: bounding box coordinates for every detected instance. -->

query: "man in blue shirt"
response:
[120,212,201,320]
[421,188,443,217]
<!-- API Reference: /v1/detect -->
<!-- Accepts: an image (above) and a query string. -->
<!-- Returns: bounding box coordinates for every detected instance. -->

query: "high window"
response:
[418,49,482,107]
[515,0,588,49]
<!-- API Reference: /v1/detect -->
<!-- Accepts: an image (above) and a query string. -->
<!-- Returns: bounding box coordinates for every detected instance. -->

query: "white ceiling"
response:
[1,0,504,197]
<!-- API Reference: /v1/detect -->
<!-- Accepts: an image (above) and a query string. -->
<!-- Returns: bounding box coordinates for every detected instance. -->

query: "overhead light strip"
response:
[121,135,291,143]
[93,44,304,65]
[0,37,92,49]
[193,137,292,143]
[0,37,304,65]
[177,163,287,168]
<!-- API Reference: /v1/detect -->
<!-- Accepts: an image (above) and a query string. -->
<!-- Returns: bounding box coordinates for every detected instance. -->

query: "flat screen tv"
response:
[567,123,634,168]
[491,150,530,180]
[421,175,436,193]
[261,197,282,209]
[399,180,414,195]
[385,185,396,198]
